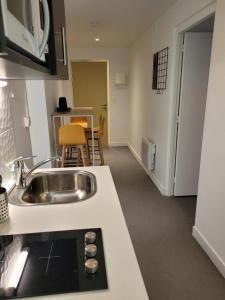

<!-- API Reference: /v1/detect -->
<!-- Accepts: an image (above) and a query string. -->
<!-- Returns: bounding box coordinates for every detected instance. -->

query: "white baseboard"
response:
[108,142,128,147]
[128,143,166,196]
[193,226,225,278]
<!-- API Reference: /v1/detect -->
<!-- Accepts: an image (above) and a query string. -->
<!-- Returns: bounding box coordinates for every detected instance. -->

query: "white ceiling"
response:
[65,0,177,48]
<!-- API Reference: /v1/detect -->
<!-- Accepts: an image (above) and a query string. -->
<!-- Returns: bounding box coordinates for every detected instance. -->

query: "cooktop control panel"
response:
[0,228,108,299]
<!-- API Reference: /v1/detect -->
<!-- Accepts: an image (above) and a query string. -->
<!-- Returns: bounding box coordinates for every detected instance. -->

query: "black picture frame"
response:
[152,47,169,91]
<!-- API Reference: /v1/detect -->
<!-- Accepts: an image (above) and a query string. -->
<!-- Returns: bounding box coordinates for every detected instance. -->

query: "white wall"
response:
[129,0,225,278]
[62,47,129,146]
[128,0,215,195]
[44,80,64,155]
[26,81,52,164]
[26,80,63,164]
[194,0,225,277]
[129,31,152,156]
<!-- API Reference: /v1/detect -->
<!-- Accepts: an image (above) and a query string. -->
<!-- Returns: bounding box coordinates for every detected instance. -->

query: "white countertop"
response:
[0,166,149,300]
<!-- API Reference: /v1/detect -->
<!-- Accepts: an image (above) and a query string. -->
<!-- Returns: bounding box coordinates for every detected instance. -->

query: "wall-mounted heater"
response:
[141,137,156,171]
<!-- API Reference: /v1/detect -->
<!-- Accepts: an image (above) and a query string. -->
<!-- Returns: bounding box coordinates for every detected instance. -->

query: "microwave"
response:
[0,0,50,63]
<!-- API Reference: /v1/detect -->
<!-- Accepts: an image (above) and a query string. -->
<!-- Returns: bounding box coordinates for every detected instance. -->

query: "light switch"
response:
[24,116,31,128]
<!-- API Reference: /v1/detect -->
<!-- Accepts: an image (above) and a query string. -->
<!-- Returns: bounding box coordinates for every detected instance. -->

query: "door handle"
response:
[61,26,67,66]
[56,27,67,66]
[101,104,107,112]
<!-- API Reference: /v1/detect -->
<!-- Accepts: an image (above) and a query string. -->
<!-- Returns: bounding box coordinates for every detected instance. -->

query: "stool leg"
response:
[79,145,86,167]
[66,147,69,160]
[69,146,74,159]
[85,144,90,166]
[87,138,92,160]
[77,147,81,166]
[61,146,66,167]
[98,138,104,165]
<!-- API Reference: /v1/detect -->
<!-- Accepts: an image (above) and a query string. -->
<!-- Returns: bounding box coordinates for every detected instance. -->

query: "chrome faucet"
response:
[9,156,35,189]
[25,156,61,184]
[9,156,61,189]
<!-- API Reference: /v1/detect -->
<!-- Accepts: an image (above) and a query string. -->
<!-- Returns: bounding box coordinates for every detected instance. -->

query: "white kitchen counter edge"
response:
[0,166,149,300]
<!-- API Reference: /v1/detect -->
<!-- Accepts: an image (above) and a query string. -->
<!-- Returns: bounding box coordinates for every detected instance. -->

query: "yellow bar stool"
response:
[85,115,105,165]
[58,124,89,167]
[70,117,88,128]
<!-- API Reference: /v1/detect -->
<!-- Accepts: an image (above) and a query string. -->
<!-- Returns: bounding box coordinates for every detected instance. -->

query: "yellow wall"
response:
[72,61,108,145]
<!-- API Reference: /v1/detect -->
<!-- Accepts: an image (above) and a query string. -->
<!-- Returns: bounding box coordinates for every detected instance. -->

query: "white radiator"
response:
[141,137,156,171]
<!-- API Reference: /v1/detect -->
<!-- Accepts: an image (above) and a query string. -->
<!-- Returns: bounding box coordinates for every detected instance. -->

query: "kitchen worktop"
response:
[0,166,149,300]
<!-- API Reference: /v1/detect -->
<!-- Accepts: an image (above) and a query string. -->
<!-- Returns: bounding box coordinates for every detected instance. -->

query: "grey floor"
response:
[104,147,225,300]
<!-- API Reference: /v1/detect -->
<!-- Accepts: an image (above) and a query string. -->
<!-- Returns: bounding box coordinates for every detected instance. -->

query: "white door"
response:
[174,32,213,196]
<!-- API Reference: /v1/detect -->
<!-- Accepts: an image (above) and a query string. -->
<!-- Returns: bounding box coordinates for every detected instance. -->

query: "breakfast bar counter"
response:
[52,108,95,165]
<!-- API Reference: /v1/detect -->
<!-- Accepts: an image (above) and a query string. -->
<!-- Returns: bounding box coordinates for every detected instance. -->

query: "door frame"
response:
[70,59,110,145]
[167,2,216,196]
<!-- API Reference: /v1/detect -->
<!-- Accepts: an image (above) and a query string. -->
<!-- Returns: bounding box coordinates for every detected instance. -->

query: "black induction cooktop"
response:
[0,228,108,299]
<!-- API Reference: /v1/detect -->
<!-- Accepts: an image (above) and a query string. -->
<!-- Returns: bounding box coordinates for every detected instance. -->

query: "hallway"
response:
[104,147,225,300]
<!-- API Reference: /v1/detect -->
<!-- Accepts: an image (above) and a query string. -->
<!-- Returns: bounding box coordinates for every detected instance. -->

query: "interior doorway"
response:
[173,15,215,196]
[71,61,109,146]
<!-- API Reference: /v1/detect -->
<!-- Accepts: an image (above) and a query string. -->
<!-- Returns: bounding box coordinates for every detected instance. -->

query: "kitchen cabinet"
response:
[0,0,68,79]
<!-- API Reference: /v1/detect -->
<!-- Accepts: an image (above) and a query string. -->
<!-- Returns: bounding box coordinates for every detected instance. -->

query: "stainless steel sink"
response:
[9,170,97,206]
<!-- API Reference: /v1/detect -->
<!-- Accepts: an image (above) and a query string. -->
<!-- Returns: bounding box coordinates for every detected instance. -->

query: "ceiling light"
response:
[0,80,8,88]
[95,38,100,42]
